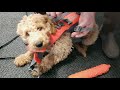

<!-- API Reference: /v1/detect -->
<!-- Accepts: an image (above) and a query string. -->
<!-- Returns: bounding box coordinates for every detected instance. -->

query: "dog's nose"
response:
[36,42,43,47]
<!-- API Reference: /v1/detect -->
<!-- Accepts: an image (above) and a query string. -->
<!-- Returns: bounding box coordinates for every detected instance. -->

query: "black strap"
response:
[0,35,19,60]
[0,57,15,60]
[0,35,19,49]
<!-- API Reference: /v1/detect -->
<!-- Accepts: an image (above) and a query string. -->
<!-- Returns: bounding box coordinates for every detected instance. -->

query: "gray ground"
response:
[0,12,120,78]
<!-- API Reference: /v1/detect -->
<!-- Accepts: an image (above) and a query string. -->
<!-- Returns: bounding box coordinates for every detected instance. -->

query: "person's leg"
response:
[100,12,120,59]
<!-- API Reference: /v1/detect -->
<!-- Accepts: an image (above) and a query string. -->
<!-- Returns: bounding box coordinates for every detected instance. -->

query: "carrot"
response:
[68,64,111,78]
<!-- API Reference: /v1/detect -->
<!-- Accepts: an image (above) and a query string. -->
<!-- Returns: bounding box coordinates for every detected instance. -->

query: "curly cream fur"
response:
[15,13,99,77]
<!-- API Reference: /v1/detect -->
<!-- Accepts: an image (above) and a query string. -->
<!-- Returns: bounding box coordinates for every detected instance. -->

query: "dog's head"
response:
[17,14,56,51]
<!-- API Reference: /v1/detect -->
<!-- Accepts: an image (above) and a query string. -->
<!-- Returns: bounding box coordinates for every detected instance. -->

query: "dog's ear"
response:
[22,15,27,20]
[16,15,28,36]
[49,23,56,34]
[16,24,23,36]
[43,15,56,34]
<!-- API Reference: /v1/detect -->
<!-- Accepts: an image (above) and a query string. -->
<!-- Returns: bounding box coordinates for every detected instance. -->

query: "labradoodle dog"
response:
[14,13,99,77]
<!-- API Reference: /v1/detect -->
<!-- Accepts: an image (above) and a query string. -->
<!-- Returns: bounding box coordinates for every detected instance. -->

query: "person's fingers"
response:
[50,12,57,17]
[46,12,63,17]
[46,12,57,17]
[75,30,89,38]
[71,32,79,37]
[71,32,85,38]
[71,30,89,38]
[56,12,63,16]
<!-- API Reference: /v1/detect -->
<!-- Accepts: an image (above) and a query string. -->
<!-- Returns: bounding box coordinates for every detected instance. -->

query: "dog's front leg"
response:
[14,51,33,67]
[31,53,58,77]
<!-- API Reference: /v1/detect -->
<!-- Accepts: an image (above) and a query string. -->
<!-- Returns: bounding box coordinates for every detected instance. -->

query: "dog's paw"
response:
[14,54,31,67]
[31,68,41,77]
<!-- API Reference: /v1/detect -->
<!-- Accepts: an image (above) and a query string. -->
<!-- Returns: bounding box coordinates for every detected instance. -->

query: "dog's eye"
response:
[37,27,43,31]
[25,32,29,37]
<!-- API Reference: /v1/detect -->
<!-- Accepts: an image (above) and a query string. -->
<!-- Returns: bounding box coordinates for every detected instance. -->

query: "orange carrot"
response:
[68,64,111,78]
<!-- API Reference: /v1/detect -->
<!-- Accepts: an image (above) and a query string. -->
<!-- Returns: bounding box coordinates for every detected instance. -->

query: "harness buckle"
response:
[28,60,36,71]
[63,19,72,25]
[74,26,83,32]
[55,21,65,29]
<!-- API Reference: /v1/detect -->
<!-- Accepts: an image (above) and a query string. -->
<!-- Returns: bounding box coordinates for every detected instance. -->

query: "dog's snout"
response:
[36,42,43,47]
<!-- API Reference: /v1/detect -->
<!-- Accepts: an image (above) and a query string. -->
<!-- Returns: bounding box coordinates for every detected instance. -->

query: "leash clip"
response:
[74,26,95,32]
[74,26,83,32]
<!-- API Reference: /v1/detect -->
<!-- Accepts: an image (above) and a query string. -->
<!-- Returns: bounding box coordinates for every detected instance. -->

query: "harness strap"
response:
[50,12,80,45]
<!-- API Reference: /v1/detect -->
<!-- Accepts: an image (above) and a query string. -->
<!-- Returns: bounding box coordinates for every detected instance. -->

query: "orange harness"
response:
[29,12,80,65]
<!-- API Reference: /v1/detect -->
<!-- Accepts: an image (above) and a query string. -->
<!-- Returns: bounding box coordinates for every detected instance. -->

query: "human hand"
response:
[46,12,63,17]
[71,12,96,38]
